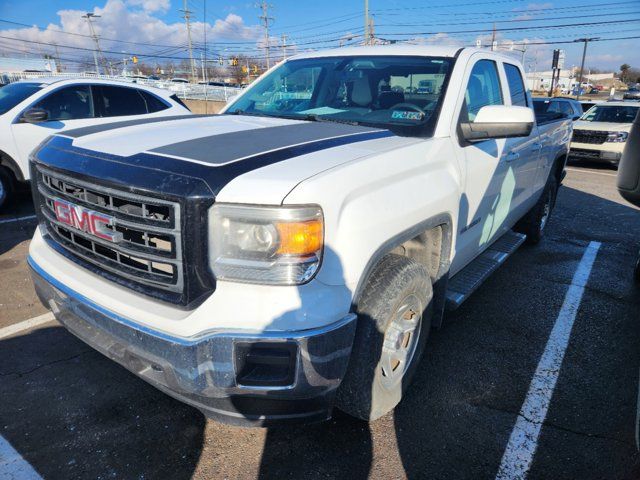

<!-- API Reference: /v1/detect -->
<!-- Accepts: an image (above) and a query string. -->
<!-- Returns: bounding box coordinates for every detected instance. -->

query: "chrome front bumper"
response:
[29,257,357,426]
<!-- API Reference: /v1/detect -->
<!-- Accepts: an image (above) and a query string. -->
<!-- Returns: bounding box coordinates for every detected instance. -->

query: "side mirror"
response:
[21,108,49,124]
[460,105,534,142]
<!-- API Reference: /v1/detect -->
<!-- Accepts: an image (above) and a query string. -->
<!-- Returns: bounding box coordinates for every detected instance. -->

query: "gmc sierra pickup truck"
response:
[28,45,572,425]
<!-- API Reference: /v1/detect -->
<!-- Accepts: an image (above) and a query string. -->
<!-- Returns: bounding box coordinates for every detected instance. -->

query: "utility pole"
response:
[257,2,274,70]
[364,0,370,45]
[491,22,496,51]
[575,37,599,101]
[281,34,288,60]
[82,13,103,75]
[181,0,197,81]
[52,43,62,73]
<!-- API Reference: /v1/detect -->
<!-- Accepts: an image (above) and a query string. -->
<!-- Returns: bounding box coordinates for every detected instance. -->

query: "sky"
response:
[0,0,638,73]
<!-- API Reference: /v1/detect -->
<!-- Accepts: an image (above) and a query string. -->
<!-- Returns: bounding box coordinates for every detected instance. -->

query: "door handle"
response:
[531,142,544,151]
[505,151,520,162]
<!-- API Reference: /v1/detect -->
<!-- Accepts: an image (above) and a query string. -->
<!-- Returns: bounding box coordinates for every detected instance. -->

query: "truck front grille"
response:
[35,166,184,293]
[572,130,608,145]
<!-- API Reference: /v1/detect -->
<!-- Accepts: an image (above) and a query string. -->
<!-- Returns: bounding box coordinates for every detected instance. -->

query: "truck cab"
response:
[28,46,571,425]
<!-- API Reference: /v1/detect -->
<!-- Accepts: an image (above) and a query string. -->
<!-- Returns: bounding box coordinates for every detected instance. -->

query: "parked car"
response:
[0,78,191,208]
[615,106,640,282]
[569,102,640,166]
[533,97,583,121]
[169,78,189,84]
[28,45,571,425]
[623,87,640,100]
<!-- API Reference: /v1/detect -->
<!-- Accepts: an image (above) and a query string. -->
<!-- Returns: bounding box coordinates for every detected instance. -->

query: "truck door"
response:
[452,58,511,274]
[500,62,542,221]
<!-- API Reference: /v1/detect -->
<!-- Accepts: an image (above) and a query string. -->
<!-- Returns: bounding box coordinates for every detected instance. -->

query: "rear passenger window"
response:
[94,86,166,117]
[504,63,528,107]
[140,91,169,113]
[462,60,503,122]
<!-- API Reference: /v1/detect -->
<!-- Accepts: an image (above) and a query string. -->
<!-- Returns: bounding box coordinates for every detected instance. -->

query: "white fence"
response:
[0,71,242,102]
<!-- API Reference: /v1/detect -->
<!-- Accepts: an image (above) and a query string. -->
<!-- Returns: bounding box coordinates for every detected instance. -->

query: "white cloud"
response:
[523,2,553,10]
[408,33,464,47]
[126,0,170,14]
[0,0,259,63]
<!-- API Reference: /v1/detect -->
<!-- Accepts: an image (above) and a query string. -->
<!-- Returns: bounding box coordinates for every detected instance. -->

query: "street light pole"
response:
[575,37,599,101]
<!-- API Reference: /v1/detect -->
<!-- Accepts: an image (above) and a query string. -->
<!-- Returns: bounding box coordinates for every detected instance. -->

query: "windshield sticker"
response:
[392,110,424,121]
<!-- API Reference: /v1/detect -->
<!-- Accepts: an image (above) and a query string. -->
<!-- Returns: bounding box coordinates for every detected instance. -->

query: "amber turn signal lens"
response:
[276,220,323,256]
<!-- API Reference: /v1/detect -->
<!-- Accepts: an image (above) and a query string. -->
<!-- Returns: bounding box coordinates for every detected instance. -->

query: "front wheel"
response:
[336,254,433,421]
[515,174,558,245]
[0,167,14,211]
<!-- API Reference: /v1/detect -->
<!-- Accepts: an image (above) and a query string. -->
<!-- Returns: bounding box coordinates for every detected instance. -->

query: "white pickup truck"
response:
[28,45,571,425]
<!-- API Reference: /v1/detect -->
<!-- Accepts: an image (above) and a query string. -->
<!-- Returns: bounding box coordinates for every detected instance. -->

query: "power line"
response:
[376,17,640,37]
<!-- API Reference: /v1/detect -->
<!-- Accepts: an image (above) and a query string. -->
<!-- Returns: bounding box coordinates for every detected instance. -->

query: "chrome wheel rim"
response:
[380,294,423,389]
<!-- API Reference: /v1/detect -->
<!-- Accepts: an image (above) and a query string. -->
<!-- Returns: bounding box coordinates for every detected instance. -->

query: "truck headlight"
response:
[209,204,323,285]
[606,131,628,143]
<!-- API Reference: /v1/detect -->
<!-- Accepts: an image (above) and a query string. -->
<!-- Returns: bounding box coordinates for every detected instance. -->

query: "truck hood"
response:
[55,114,420,204]
[573,120,632,132]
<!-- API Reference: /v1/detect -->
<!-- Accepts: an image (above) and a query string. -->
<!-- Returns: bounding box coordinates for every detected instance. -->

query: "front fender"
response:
[284,137,461,293]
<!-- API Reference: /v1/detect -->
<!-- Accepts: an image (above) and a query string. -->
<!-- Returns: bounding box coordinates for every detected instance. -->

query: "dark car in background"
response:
[623,87,640,100]
[533,97,583,121]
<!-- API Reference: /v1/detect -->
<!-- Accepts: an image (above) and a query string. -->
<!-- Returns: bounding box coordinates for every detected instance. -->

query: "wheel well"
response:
[553,152,568,184]
[0,150,23,183]
[367,221,451,329]
[389,226,444,284]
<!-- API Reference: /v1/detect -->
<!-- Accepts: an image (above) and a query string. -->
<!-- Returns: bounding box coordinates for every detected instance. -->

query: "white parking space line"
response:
[496,241,601,480]
[0,312,55,340]
[0,214,37,225]
[0,434,42,479]
[565,167,616,177]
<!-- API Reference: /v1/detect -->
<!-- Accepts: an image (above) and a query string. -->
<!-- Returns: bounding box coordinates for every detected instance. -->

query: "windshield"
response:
[0,82,43,115]
[225,55,454,136]
[581,104,639,123]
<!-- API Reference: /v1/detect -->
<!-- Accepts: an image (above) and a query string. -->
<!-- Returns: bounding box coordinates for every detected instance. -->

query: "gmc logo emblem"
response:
[53,198,122,243]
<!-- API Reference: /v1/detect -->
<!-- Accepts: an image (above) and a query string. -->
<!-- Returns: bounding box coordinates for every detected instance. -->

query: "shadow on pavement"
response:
[0,326,205,479]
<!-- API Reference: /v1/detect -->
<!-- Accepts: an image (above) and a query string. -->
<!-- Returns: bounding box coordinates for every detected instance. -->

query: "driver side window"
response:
[462,60,503,122]
[32,85,94,121]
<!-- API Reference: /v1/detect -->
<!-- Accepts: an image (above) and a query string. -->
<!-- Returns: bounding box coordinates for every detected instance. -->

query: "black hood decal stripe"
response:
[41,125,394,197]
[147,121,384,166]
[60,114,207,138]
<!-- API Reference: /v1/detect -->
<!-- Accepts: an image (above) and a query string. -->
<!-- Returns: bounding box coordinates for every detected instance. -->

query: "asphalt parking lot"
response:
[1,163,639,480]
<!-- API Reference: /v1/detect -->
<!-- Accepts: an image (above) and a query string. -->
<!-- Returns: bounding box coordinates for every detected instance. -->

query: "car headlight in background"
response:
[209,204,323,285]
[606,131,628,143]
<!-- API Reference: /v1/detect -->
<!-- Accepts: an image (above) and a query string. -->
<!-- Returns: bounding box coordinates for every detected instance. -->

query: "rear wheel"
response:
[336,254,433,421]
[515,173,558,245]
[0,167,14,211]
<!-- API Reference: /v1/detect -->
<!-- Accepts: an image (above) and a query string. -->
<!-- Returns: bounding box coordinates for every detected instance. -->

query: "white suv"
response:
[0,78,191,208]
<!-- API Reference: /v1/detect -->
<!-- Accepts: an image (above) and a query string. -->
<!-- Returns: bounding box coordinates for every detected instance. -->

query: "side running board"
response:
[445,231,527,311]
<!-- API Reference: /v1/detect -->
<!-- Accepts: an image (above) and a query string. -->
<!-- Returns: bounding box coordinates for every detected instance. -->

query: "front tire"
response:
[515,174,558,245]
[336,254,433,421]
[0,167,14,211]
